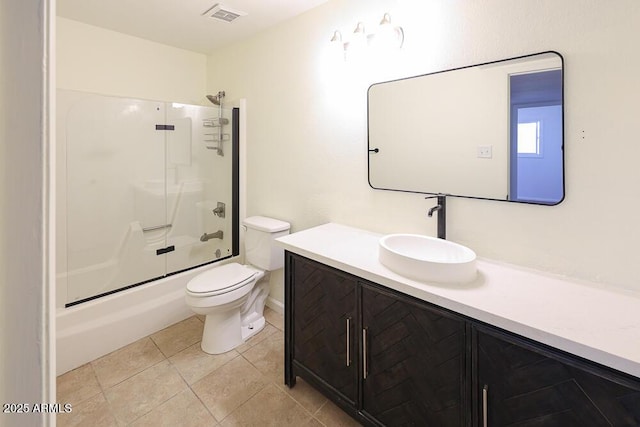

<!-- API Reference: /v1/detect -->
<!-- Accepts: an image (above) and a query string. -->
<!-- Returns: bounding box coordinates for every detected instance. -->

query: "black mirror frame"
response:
[366,50,565,206]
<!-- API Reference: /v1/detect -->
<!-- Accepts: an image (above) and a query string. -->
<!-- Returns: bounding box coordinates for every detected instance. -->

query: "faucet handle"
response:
[212,201,226,218]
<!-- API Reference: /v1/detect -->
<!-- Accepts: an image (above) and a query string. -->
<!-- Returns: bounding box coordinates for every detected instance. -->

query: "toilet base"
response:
[201,310,243,354]
[200,312,267,355]
[241,316,265,342]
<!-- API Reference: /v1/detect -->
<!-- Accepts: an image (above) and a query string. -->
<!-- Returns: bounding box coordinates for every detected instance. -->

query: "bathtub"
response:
[56,260,235,375]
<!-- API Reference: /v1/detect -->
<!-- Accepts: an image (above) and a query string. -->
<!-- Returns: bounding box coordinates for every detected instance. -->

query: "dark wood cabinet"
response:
[287,252,358,404]
[475,326,640,427]
[285,251,640,427]
[361,283,468,426]
[285,252,469,426]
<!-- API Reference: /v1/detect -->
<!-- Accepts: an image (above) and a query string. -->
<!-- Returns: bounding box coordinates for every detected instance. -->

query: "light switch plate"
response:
[477,145,493,158]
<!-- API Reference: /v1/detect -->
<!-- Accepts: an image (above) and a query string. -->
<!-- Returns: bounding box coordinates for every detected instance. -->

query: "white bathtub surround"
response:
[276,223,640,378]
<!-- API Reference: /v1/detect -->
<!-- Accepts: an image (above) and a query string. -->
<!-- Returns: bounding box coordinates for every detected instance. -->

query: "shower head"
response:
[206,91,226,106]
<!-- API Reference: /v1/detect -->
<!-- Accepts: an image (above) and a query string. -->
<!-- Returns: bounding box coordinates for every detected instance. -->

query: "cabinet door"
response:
[290,254,358,403]
[476,327,640,426]
[361,283,468,426]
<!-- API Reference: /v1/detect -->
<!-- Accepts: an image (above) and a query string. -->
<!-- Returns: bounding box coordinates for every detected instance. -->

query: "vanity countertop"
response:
[276,222,640,378]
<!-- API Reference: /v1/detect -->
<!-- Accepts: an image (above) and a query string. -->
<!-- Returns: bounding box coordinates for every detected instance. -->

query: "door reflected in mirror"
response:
[367,51,564,205]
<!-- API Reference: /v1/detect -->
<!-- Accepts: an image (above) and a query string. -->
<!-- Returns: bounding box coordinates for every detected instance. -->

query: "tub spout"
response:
[200,230,223,242]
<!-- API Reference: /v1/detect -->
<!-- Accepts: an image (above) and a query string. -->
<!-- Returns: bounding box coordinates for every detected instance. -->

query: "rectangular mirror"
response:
[367,51,564,205]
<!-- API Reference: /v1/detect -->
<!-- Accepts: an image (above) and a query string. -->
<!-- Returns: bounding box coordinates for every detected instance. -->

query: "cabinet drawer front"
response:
[290,255,358,402]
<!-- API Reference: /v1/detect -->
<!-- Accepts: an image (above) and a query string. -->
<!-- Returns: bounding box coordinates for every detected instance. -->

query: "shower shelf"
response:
[203,118,229,127]
[204,133,230,142]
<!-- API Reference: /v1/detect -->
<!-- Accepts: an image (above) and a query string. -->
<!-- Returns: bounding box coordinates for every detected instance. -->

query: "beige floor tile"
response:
[235,323,279,353]
[57,363,102,407]
[241,330,284,384]
[59,305,360,426]
[314,400,362,426]
[57,393,117,427]
[150,316,204,358]
[169,343,239,385]
[279,377,328,415]
[192,355,269,422]
[129,388,217,427]
[104,360,187,425]
[264,306,284,331]
[220,384,321,427]
[91,337,164,389]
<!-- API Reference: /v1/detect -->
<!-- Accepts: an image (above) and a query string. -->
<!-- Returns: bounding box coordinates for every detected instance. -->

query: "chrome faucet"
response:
[425,194,447,240]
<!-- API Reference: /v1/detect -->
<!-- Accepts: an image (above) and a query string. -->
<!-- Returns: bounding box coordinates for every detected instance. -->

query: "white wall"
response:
[207,0,640,302]
[57,17,207,104]
[0,0,53,425]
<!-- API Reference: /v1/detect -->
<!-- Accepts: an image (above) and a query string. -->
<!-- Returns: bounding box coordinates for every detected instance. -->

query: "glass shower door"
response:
[59,89,238,306]
[164,104,235,274]
[64,92,167,304]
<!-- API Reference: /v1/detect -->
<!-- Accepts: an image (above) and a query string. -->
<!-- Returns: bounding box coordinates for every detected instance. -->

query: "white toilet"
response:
[185,216,290,354]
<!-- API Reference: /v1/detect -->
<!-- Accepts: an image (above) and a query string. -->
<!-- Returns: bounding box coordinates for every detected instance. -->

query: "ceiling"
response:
[57,0,330,54]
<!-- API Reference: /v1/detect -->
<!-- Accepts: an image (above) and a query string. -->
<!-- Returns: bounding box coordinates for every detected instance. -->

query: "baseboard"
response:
[266,296,284,314]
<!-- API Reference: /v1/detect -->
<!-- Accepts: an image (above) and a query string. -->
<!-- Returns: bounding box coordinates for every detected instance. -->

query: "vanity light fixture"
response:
[329,30,347,60]
[375,13,404,50]
[330,13,404,61]
[348,22,368,57]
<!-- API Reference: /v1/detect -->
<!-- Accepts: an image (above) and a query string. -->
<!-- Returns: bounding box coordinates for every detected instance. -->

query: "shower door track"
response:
[64,255,233,308]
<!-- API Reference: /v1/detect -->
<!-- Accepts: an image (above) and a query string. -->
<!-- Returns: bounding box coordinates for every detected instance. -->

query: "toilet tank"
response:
[243,216,290,271]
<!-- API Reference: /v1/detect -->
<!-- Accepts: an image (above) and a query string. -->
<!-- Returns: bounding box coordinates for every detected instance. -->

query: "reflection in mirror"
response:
[367,51,564,205]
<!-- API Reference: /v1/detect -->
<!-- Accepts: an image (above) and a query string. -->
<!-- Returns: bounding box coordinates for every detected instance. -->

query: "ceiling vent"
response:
[202,3,247,23]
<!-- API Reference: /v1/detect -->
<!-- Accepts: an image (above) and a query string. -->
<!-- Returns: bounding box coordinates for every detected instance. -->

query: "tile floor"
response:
[57,308,362,426]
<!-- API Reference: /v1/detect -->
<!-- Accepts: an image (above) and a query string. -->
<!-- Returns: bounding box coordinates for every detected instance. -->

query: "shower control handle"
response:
[212,202,226,218]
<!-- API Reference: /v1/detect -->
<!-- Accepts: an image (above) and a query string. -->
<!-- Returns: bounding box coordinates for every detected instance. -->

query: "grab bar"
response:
[142,224,172,232]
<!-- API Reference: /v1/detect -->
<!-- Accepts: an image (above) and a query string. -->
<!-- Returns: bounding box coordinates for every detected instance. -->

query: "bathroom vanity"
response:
[277,223,640,426]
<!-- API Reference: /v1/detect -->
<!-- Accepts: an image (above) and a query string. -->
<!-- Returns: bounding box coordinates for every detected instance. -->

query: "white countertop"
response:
[276,223,640,378]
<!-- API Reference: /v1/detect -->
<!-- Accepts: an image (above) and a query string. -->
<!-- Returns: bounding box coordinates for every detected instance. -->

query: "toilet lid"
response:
[187,263,257,295]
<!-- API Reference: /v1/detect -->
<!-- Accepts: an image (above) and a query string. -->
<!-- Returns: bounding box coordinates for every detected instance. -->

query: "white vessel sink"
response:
[378,234,477,284]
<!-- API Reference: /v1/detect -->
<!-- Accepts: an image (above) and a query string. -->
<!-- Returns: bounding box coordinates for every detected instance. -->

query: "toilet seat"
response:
[186,263,257,297]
